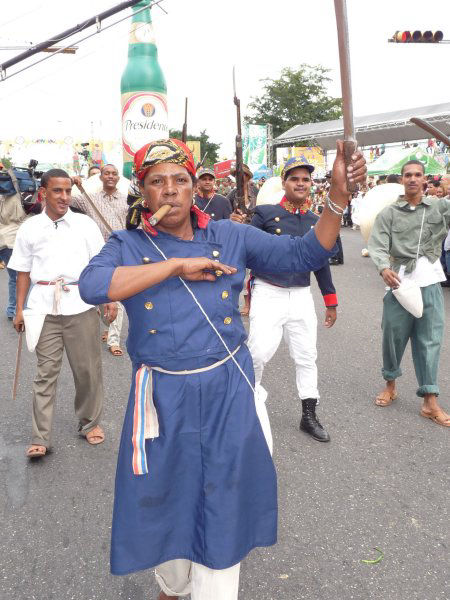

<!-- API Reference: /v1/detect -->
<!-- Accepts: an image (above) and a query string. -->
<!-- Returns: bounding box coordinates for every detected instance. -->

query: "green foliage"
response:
[245,64,342,139]
[169,129,221,167]
[0,156,12,169]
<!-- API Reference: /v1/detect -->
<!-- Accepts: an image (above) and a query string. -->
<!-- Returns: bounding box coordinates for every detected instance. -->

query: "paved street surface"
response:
[0,228,449,600]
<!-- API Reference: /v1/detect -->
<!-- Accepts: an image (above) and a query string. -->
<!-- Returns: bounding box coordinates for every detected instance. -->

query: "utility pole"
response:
[0,0,145,77]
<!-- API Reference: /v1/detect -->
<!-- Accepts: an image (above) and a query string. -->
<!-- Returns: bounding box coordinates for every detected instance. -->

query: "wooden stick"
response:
[182,97,188,143]
[410,118,450,147]
[334,0,358,193]
[149,204,172,226]
[75,183,113,233]
[12,330,23,401]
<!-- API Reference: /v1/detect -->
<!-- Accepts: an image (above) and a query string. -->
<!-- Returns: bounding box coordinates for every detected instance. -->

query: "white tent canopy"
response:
[274,102,450,150]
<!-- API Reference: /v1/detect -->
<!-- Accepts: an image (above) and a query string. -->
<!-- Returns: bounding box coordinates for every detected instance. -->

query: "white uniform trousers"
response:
[102,301,124,347]
[247,279,319,400]
[155,560,240,599]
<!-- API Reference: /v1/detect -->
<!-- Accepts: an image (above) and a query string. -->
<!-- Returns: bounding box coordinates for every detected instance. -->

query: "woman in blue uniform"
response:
[78,139,366,600]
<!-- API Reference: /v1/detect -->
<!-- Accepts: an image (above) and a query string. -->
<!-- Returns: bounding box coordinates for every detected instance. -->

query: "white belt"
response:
[132,345,241,476]
[36,277,78,315]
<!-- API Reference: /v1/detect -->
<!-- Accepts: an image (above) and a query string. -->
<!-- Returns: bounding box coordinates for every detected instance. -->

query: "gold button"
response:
[149,329,157,334]
[215,270,223,277]
[275,228,281,234]
[212,250,220,257]
[274,216,280,222]
[144,302,153,310]
[142,257,151,264]
[224,317,232,325]
[221,291,229,299]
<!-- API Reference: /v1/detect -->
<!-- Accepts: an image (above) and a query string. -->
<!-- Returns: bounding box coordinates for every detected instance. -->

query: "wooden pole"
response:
[334,0,358,193]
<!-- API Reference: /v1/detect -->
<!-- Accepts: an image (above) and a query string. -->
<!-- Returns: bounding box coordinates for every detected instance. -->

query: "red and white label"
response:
[121,92,168,157]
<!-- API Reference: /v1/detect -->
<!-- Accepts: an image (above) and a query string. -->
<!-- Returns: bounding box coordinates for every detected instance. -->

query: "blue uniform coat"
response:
[251,204,338,306]
[78,218,334,575]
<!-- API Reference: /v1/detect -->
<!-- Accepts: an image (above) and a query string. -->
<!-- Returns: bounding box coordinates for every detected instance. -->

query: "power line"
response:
[1,1,141,74]
[0,13,164,102]
[0,0,166,83]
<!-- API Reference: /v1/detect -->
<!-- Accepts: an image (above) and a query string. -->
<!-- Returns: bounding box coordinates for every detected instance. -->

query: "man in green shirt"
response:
[368,160,450,427]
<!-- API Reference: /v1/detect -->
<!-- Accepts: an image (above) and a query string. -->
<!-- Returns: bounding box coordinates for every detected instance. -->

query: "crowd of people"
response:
[0,139,449,599]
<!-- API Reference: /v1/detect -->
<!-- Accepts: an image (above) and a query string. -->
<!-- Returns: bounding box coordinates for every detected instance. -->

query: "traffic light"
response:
[390,30,444,43]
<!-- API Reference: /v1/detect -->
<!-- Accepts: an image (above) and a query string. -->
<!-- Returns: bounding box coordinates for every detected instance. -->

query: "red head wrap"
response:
[126,138,209,235]
[133,138,196,181]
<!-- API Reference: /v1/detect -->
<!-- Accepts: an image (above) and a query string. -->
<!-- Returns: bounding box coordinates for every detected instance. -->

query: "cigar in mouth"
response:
[149,204,172,226]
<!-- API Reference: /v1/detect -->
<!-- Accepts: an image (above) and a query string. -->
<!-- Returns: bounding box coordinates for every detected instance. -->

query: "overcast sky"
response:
[1,0,449,160]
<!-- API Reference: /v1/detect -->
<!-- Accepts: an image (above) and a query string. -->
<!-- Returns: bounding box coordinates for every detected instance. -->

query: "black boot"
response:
[299,398,330,442]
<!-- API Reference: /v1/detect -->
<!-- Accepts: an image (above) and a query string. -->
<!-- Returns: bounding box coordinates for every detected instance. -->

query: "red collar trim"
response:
[280,196,308,215]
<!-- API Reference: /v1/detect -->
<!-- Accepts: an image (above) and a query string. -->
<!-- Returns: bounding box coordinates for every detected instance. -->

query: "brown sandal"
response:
[26,445,47,458]
[109,345,123,356]
[375,391,398,406]
[101,330,109,342]
[85,425,105,445]
[420,408,450,427]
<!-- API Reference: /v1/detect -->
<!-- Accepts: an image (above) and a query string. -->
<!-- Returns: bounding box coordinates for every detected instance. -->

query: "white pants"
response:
[247,279,319,400]
[155,559,240,599]
[102,302,124,347]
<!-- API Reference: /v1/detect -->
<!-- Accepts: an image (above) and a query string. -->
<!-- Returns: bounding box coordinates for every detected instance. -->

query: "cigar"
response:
[149,204,172,226]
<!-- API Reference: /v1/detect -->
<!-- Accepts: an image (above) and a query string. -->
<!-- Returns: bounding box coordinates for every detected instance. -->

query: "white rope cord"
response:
[416,208,426,261]
[199,197,214,213]
[142,230,255,394]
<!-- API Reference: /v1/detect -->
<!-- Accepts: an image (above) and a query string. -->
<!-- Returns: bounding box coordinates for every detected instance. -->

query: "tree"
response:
[0,156,12,169]
[245,64,342,139]
[168,129,221,167]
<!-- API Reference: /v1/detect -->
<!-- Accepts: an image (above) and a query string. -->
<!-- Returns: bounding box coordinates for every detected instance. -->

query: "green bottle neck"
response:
[128,1,158,56]
[132,1,152,24]
[128,44,158,57]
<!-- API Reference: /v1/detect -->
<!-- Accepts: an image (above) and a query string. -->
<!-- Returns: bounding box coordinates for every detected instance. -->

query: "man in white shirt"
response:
[10,169,117,458]
[71,164,128,357]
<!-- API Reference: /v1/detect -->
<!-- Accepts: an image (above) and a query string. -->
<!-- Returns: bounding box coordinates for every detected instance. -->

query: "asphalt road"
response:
[0,227,449,600]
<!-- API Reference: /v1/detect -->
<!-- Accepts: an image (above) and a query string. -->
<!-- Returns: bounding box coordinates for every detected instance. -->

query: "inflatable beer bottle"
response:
[121,1,168,178]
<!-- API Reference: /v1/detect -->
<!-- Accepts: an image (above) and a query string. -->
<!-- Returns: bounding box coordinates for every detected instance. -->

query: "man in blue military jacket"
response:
[247,157,338,442]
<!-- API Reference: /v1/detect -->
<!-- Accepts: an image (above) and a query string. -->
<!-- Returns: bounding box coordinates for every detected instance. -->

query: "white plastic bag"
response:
[392,281,423,318]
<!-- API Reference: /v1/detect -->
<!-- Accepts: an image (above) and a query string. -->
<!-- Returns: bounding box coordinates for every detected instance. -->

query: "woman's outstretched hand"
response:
[174,257,237,282]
